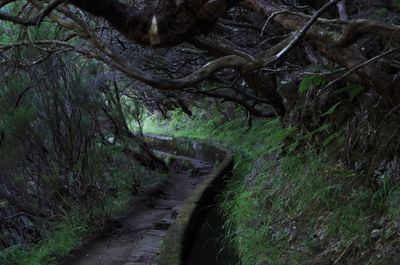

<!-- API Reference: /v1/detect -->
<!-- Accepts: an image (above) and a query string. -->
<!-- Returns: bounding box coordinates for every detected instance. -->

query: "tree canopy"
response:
[1,0,400,263]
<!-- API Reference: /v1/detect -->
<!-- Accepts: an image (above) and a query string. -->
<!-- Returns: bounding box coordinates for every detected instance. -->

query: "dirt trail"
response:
[62,155,213,265]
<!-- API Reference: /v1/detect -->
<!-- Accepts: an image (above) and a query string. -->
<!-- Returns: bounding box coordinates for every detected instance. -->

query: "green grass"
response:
[0,159,167,265]
[1,212,91,265]
[143,107,400,265]
[0,190,132,265]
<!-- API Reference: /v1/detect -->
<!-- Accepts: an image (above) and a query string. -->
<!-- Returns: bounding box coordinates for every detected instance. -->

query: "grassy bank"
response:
[1,164,166,265]
[0,191,132,265]
[144,108,400,265]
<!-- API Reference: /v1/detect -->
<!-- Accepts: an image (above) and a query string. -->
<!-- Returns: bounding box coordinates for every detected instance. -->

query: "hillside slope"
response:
[144,109,400,265]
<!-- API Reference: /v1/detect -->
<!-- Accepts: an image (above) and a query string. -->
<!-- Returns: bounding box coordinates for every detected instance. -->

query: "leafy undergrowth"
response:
[0,165,166,265]
[1,197,126,265]
[144,108,400,265]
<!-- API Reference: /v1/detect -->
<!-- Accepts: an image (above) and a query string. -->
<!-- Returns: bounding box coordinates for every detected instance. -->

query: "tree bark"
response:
[69,0,236,47]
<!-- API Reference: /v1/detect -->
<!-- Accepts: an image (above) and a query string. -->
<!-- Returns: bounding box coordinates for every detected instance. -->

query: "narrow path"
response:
[62,155,213,265]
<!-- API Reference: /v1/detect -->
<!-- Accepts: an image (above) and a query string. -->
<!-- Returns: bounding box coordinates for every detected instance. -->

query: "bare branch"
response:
[268,0,343,64]
[0,0,62,26]
[195,90,276,118]
[324,48,398,89]
[0,40,250,90]
[245,0,400,104]
[336,19,400,47]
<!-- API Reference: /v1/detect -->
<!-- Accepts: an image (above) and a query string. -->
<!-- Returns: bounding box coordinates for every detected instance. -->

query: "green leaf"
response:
[299,75,328,94]
[320,102,342,117]
[339,83,364,101]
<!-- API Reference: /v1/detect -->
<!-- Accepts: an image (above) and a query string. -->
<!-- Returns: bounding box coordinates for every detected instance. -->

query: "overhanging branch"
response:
[0,0,62,26]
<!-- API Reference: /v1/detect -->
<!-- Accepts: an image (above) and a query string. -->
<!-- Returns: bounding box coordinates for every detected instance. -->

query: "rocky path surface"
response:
[62,155,213,265]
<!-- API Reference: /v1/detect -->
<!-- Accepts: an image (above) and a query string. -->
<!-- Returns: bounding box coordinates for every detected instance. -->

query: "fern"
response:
[299,75,328,94]
[340,83,364,101]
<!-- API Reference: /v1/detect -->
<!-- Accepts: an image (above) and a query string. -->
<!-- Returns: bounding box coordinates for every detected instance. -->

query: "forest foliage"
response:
[0,16,166,265]
[1,0,400,264]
